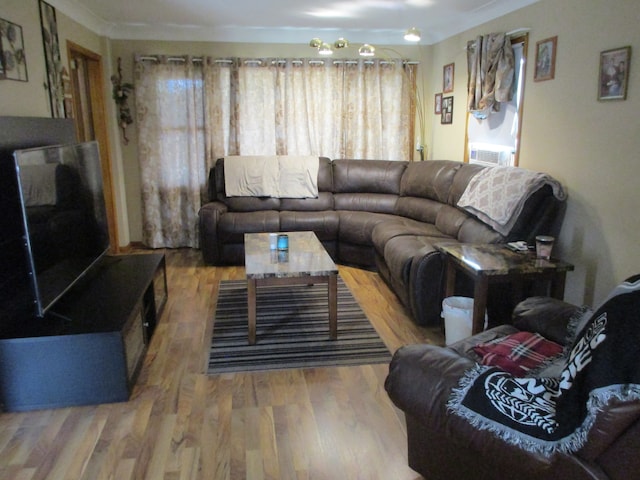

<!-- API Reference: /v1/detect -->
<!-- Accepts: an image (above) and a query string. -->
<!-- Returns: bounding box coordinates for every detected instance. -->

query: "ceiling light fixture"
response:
[309,28,421,58]
[358,44,376,57]
[318,42,334,55]
[403,27,421,42]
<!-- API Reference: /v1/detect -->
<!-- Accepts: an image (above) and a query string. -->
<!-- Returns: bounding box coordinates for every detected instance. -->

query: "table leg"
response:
[247,278,257,345]
[472,278,488,334]
[550,272,567,299]
[445,261,456,297]
[328,273,337,340]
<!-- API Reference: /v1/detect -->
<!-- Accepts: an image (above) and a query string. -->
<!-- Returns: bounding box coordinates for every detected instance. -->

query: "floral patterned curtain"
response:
[204,57,413,161]
[134,56,206,248]
[135,56,414,248]
[466,33,515,119]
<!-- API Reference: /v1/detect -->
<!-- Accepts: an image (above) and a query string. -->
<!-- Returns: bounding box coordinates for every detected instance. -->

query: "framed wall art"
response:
[0,32,4,79]
[598,46,631,101]
[434,93,442,114]
[534,36,557,82]
[443,63,454,93]
[0,17,28,81]
[39,0,66,117]
[441,96,453,124]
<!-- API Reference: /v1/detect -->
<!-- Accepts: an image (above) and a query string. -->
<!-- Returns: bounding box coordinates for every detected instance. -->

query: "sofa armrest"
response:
[198,201,228,265]
[512,296,584,345]
[385,344,476,423]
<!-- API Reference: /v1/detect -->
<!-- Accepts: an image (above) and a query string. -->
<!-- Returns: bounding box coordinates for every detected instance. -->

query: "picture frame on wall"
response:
[39,0,66,117]
[441,96,453,124]
[443,63,454,93]
[0,17,28,82]
[534,36,557,82]
[434,93,442,114]
[598,46,631,101]
[0,33,4,80]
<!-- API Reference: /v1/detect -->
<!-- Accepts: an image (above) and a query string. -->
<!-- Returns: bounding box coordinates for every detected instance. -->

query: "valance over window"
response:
[466,33,515,119]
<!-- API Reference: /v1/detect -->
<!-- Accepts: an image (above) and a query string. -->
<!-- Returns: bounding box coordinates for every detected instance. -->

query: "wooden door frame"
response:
[66,41,120,253]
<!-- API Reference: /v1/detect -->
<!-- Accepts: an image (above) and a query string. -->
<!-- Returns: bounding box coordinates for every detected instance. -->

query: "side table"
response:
[435,243,574,334]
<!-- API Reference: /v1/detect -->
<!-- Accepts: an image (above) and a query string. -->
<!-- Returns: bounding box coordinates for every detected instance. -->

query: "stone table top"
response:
[245,231,338,279]
[434,243,574,277]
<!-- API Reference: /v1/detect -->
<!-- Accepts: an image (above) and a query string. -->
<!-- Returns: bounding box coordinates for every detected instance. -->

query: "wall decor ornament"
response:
[598,46,631,101]
[434,93,442,114]
[0,17,28,82]
[534,36,557,82]
[443,63,454,93]
[39,0,65,117]
[111,57,134,144]
[441,96,453,124]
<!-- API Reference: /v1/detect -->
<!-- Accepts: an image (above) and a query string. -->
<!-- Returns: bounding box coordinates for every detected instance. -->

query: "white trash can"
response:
[441,296,477,346]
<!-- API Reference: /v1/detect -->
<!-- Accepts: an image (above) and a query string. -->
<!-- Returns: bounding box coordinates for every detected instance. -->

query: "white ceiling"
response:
[50,0,539,45]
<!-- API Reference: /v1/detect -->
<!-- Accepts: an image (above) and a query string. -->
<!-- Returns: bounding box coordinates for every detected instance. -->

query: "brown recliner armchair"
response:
[385,277,640,480]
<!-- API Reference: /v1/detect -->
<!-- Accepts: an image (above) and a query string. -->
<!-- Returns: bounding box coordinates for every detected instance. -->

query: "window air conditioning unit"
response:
[468,143,514,167]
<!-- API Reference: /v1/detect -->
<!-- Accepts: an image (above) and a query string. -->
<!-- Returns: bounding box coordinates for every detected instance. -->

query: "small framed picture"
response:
[534,36,557,82]
[598,46,631,101]
[441,96,453,124]
[443,63,454,93]
[0,17,28,82]
[434,93,442,114]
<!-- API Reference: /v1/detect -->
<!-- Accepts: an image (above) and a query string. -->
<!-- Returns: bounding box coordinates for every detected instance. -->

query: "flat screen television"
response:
[12,141,110,318]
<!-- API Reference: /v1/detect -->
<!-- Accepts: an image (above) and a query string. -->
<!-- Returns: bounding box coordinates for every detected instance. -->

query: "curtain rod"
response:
[135,55,419,66]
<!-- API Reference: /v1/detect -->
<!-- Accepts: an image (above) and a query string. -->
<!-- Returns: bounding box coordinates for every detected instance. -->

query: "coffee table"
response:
[244,231,339,345]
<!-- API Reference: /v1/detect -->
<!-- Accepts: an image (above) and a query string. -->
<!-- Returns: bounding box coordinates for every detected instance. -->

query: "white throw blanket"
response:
[224,155,319,198]
[457,166,566,236]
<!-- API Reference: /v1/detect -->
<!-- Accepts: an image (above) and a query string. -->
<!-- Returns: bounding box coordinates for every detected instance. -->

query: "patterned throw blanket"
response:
[457,166,566,236]
[448,274,640,456]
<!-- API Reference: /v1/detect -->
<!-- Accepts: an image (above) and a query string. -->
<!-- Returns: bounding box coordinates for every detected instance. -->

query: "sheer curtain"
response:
[135,56,206,248]
[204,58,412,160]
[136,56,414,248]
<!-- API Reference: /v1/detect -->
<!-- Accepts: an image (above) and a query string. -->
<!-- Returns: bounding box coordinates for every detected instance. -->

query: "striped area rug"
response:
[208,278,391,374]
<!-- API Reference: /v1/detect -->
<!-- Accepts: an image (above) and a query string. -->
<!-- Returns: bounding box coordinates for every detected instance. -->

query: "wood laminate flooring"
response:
[0,248,444,479]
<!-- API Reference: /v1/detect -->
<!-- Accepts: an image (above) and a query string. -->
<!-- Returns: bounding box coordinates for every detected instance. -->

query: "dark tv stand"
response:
[0,253,167,412]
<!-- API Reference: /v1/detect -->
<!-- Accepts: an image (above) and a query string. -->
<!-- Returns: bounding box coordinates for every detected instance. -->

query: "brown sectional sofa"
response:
[198,157,564,326]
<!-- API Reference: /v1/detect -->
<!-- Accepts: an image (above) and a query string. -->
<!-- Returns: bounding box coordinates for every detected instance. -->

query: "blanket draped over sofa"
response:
[199,157,565,326]
[224,155,319,198]
[457,166,567,236]
[448,274,640,456]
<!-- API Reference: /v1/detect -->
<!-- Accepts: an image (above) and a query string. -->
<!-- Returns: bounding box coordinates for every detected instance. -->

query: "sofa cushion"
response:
[400,160,461,203]
[224,196,281,212]
[332,159,406,194]
[280,211,339,241]
[457,217,504,243]
[337,211,397,246]
[217,211,280,243]
[334,193,398,214]
[381,235,447,287]
[317,156,333,192]
[280,191,334,211]
[395,196,443,223]
[371,218,445,257]
[448,162,486,205]
[435,204,469,238]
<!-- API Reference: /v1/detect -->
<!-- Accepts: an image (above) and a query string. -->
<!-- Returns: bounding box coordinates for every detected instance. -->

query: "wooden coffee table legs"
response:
[247,274,338,345]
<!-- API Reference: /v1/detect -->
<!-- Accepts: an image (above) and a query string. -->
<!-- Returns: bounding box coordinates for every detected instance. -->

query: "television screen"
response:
[13,141,110,317]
